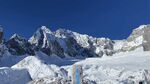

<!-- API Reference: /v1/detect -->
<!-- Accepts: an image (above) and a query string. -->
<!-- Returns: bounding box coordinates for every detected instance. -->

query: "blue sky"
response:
[0,0,150,39]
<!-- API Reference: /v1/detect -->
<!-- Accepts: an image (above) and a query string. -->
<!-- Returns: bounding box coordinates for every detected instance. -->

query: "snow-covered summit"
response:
[28,26,53,45]
[134,24,150,30]
[54,28,74,38]
[10,33,26,40]
[120,25,150,51]
[37,26,52,34]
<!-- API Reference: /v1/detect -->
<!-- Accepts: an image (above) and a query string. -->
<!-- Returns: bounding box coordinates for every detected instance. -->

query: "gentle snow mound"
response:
[12,56,67,80]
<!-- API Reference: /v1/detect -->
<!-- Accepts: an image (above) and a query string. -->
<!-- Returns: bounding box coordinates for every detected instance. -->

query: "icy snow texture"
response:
[12,56,67,80]
[63,48,150,84]
[0,67,31,84]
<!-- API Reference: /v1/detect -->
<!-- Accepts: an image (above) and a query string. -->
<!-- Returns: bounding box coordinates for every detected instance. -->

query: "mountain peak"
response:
[10,33,25,40]
[37,26,52,34]
[134,24,150,31]
[55,28,74,38]
[29,26,55,48]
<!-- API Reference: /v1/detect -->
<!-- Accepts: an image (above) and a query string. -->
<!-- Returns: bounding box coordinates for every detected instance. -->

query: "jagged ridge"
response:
[0,25,150,58]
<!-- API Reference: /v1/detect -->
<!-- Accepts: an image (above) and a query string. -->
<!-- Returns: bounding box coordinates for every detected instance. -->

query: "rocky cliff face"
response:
[0,25,150,57]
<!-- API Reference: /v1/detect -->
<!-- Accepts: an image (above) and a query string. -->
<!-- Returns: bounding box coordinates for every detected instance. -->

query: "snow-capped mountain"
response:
[28,26,114,58]
[117,25,150,52]
[2,24,148,58]
[1,25,150,84]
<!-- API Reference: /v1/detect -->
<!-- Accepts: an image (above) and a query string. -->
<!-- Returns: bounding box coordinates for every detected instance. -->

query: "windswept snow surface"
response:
[63,48,150,84]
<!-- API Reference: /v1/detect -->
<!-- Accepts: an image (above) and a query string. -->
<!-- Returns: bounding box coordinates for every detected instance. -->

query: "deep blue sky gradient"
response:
[0,0,150,39]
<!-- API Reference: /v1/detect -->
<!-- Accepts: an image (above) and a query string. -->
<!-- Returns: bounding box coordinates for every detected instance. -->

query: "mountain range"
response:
[0,25,150,58]
[0,25,150,84]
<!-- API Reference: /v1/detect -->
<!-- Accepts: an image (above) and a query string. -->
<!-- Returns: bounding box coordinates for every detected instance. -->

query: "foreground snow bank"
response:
[12,56,67,80]
[63,50,150,84]
[0,67,31,84]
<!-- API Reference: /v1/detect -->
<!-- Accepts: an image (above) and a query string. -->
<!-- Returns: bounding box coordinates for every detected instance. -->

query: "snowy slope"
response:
[12,56,68,80]
[1,47,150,84]
[63,48,150,84]
[121,25,150,51]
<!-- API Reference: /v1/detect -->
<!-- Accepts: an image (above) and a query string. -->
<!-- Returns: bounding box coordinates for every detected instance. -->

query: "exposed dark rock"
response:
[5,34,35,55]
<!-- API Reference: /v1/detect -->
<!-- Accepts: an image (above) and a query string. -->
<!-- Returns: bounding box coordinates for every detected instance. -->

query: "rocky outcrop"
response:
[6,34,34,55]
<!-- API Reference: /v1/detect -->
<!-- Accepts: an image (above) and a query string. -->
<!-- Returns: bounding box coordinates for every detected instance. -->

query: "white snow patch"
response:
[12,56,67,80]
[0,67,31,84]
